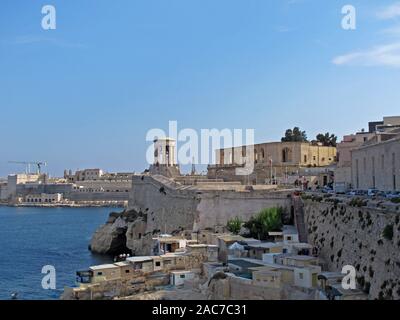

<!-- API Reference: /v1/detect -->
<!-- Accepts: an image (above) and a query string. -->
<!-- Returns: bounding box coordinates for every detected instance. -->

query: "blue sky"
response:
[1,0,400,176]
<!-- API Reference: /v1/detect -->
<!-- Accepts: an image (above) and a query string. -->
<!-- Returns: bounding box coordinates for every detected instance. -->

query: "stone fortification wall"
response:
[303,198,400,300]
[91,175,292,256]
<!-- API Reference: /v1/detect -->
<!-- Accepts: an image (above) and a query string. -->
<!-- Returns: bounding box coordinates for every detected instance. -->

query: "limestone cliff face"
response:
[90,210,144,255]
[303,198,400,300]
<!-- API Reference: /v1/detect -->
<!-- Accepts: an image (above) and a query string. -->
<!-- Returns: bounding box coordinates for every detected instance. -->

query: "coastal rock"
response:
[90,210,139,255]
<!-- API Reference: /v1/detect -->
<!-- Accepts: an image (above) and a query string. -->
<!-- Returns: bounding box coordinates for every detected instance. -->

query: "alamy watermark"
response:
[342,4,356,30]
[146,121,255,175]
[41,265,56,290]
[41,5,56,30]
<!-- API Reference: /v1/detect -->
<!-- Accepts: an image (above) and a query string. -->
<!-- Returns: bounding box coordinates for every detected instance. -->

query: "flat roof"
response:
[126,256,154,263]
[217,235,246,242]
[318,272,344,281]
[288,243,313,249]
[170,270,194,275]
[285,255,317,261]
[268,232,283,236]
[187,244,208,248]
[114,262,131,267]
[228,259,265,269]
[247,242,283,249]
[90,264,119,271]
[231,257,319,272]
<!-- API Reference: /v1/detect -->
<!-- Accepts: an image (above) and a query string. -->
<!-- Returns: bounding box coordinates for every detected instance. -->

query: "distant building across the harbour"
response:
[1,168,136,206]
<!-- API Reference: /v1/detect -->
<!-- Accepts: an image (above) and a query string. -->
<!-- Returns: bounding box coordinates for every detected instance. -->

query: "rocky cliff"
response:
[303,196,400,300]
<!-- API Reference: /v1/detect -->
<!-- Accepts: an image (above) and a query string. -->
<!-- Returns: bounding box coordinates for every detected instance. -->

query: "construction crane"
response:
[8,161,47,175]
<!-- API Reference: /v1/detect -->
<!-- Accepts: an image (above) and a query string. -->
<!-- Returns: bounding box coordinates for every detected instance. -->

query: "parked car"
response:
[347,190,357,196]
[321,186,334,194]
[376,191,386,198]
[367,189,379,197]
[386,191,400,199]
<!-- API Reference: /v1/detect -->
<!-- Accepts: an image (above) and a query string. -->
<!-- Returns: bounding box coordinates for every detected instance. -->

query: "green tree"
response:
[244,207,283,240]
[316,132,338,147]
[281,127,308,142]
[227,217,243,235]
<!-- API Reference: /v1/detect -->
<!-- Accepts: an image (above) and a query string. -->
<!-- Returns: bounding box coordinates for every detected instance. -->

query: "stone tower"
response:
[153,137,177,167]
[150,138,180,177]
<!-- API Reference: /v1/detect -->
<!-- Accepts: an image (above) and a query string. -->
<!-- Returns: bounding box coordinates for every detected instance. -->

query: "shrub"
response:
[391,197,400,204]
[383,224,394,241]
[227,217,243,235]
[243,207,283,240]
[349,198,367,207]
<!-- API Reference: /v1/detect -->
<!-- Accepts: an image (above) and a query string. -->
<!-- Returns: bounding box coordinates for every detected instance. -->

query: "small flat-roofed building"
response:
[186,244,218,262]
[294,266,321,289]
[228,259,265,275]
[187,244,208,255]
[152,256,164,272]
[268,231,284,242]
[89,264,121,283]
[114,261,134,279]
[126,256,154,273]
[251,268,282,289]
[160,253,187,271]
[283,225,299,244]
[247,243,283,260]
[278,255,318,268]
[152,235,188,255]
[218,234,248,263]
[262,253,282,264]
[248,259,320,289]
[325,284,368,300]
[318,273,368,300]
[207,245,219,262]
[170,270,195,287]
[284,243,313,256]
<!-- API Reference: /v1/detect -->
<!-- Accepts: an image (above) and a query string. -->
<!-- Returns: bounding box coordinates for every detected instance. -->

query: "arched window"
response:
[261,148,265,160]
[282,147,292,163]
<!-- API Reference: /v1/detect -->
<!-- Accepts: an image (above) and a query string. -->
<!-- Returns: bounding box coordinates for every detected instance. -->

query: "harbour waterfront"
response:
[0,206,113,300]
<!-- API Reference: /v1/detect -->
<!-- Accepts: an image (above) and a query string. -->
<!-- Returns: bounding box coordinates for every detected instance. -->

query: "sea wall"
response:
[303,198,400,300]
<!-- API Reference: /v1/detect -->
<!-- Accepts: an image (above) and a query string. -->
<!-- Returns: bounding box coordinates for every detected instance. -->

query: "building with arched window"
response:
[208,141,337,185]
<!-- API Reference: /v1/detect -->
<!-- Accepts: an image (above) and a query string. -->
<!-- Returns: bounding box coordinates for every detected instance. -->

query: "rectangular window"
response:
[372,157,375,188]
[356,159,359,189]
[299,273,304,280]
[381,155,385,170]
[393,153,397,190]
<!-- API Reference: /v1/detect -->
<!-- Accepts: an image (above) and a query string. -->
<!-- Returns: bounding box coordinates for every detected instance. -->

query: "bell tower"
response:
[153,137,177,167]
